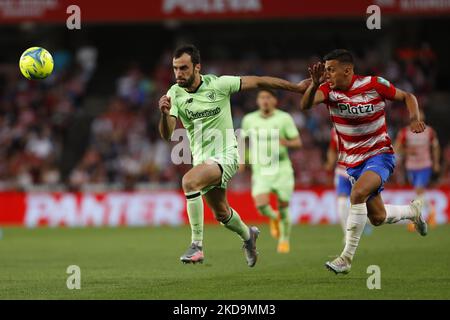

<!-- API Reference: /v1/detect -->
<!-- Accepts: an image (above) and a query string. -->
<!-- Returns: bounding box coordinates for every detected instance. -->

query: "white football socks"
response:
[340,200,418,262]
[383,204,415,224]
[417,193,429,214]
[337,196,350,233]
[341,203,367,262]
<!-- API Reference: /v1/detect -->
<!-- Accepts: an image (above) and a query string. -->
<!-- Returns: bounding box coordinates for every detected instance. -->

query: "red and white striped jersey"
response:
[319,75,396,168]
[397,126,436,170]
[329,128,348,177]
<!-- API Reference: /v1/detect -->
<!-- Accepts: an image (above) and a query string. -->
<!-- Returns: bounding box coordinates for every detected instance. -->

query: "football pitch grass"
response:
[0,224,449,299]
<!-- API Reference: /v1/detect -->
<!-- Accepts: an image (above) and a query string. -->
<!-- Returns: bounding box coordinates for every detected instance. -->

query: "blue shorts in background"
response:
[407,167,432,188]
[347,153,396,197]
[335,174,352,197]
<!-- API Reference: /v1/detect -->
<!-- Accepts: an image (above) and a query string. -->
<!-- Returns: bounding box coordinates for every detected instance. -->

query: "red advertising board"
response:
[0,188,449,227]
[1,0,449,24]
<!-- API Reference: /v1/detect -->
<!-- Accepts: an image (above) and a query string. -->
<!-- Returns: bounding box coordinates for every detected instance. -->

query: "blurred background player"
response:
[395,110,441,229]
[240,89,302,253]
[325,127,352,234]
[325,127,373,237]
[301,49,427,274]
[159,44,309,266]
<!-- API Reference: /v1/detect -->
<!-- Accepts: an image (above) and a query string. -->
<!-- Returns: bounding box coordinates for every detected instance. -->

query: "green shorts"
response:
[251,169,295,202]
[201,151,239,195]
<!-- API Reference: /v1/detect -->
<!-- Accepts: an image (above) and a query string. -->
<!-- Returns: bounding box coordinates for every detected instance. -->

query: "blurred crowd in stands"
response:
[1,43,449,191]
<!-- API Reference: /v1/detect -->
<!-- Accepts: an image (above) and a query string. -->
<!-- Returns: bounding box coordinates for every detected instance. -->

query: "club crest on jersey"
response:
[337,103,374,115]
[206,90,216,101]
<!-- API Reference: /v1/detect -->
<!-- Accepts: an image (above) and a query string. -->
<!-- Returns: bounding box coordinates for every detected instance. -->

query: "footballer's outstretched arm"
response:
[300,83,325,110]
[432,131,441,173]
[300,62,326,110]
[240,76,311,94]
[280,136,302,149]
[393,131,405,156]
[392,88,426,133]
[325,144,338,172]
[393,130,406,168]
[158,95,177,141]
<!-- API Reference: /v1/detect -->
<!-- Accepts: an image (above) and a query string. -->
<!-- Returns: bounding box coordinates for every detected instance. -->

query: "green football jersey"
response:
[241,109,299,175]
[167,74,241,166]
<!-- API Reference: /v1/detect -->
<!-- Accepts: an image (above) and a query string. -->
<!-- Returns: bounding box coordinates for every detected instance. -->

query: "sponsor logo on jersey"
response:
[337,103,375,115]
[186,106,220,120]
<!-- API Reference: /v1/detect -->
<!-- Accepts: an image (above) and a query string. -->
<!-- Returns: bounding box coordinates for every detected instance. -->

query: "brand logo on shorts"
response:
[349,176,356,186]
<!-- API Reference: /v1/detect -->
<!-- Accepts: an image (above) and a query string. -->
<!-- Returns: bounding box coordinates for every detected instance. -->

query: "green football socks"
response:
[279,206,291,241]
[185,191,204,246]
[258,204,278,220]
[222,208,250,241]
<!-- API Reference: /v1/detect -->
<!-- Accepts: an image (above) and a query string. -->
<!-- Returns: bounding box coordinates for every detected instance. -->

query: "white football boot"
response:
[325,256,351,275]
[410,198,428,236]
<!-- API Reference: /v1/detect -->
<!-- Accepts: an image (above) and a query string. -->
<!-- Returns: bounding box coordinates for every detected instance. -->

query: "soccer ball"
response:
[19,47,54,80]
